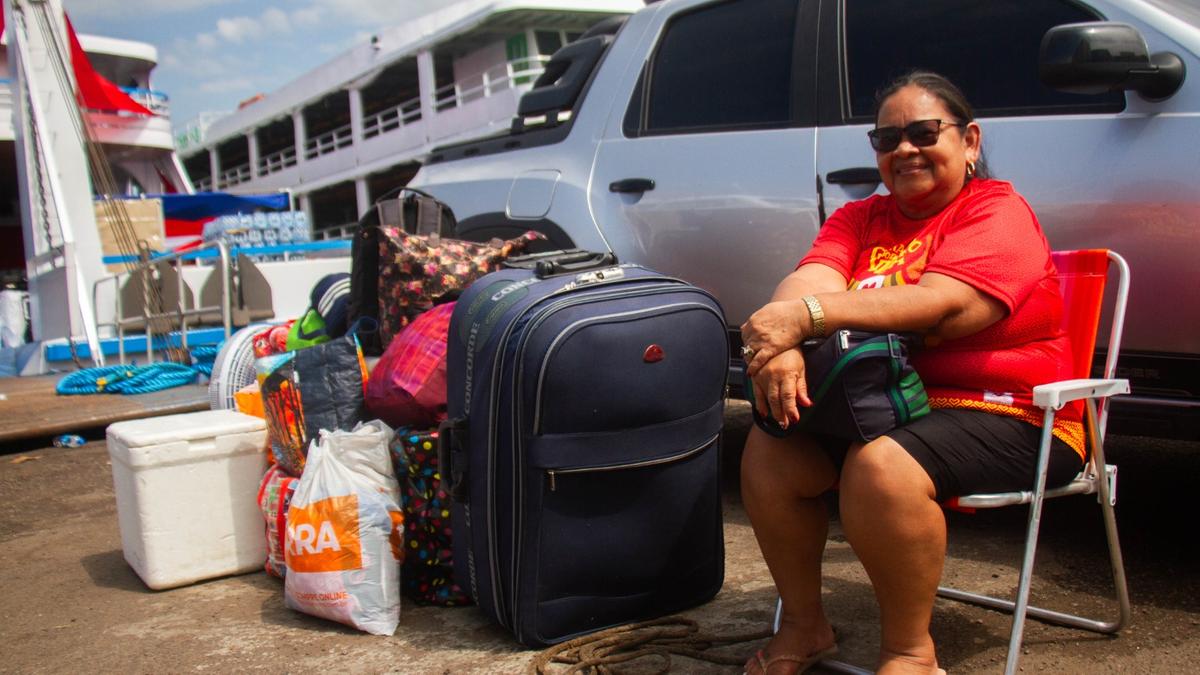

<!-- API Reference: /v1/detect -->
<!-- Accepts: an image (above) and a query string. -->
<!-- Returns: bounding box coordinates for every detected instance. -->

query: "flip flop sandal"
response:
[745,645,841,675]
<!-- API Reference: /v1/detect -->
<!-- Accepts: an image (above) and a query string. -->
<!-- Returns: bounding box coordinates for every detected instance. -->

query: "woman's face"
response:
[875,84,981,219]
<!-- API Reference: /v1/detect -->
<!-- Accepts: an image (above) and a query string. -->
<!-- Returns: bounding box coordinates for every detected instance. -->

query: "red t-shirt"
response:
[800,179,1083,456]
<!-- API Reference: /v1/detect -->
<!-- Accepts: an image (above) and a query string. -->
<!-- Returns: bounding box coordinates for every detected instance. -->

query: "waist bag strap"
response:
[799,334,908,427]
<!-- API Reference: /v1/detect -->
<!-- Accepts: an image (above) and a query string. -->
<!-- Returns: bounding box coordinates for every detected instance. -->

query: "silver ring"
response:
[740,345,756,359]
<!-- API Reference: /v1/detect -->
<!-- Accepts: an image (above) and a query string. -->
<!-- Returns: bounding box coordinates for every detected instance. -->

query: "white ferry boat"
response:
[1,0,640,376]
[177,0,643,238]
[0,26,188,286]
[1,0,207,373]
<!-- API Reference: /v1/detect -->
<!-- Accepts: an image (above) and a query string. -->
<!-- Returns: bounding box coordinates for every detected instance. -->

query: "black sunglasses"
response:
[868,119,966,153]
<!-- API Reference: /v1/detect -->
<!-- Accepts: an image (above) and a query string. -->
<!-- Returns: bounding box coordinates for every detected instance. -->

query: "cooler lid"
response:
[107,409,266,447]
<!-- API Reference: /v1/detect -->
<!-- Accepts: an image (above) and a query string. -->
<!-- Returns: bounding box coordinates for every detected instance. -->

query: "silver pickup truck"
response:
[409,0,1200,439]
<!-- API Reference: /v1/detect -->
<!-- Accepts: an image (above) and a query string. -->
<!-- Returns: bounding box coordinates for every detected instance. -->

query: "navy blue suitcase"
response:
[438,259,728,647]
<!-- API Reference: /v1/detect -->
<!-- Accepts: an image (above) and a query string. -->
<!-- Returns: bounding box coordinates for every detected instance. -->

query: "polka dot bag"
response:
[390,428,472,606]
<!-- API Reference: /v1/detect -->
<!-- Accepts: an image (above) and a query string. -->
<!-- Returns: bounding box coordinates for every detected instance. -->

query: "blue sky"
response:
[62,0,448,133]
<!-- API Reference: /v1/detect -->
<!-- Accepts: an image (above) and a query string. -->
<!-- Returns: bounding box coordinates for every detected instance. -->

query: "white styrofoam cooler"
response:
[107,409,269,590]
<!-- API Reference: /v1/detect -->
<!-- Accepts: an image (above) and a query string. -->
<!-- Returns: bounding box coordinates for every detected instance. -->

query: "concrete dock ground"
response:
[1,402,1197,673]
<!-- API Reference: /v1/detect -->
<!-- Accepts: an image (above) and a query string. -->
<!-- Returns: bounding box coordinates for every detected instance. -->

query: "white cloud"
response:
[205,6,309,45]
[215,16,259,44]
[293,7,322,27]
[198,77,255,94]
[318,30,373,55]
[160,36,247,79]
[63,0,236,21]
[261,8,293,34]
[308,0,449,27]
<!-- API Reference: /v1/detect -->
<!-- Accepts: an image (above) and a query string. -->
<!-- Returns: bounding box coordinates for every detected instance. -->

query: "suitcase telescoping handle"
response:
[437,417,470,503]
[503,248,618,278]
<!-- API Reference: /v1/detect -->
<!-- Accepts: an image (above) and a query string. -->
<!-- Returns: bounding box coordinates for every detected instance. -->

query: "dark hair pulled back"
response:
[873,70,991,180]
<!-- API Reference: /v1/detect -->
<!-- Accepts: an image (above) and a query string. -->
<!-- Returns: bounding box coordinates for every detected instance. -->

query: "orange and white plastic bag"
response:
[284,420,403,635]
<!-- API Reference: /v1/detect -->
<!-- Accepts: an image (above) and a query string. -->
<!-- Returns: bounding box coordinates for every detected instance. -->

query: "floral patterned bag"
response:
[376,230,544,348]
[348,188,456,357]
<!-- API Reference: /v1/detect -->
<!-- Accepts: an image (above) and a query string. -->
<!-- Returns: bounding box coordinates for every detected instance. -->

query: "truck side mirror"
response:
[1039,22,1185,101]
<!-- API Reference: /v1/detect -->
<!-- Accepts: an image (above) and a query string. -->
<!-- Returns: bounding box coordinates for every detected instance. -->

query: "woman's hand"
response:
[741,299,807,376]
[751,348,812,429]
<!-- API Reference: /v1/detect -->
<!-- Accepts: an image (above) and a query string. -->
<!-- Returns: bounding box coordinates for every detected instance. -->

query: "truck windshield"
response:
[1144,0,1200,28]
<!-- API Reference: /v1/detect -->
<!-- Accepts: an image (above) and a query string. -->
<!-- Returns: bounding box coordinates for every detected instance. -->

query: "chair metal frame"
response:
[770,250,1132,675]
[937,249,1132,674]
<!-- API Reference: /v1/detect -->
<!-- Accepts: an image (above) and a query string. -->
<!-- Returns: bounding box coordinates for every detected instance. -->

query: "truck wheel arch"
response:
[454,213,574,252]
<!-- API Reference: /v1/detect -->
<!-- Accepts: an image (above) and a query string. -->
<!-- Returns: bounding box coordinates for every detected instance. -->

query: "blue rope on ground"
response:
[56,362,200,395]
[191,345,220,361]
[192,344,220,378]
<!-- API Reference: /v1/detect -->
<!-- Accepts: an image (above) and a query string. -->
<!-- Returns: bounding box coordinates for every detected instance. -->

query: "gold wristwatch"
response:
[801,295,826,339]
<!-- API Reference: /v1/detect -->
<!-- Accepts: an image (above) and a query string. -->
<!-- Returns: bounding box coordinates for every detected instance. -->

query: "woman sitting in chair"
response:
[739,71,1084,675]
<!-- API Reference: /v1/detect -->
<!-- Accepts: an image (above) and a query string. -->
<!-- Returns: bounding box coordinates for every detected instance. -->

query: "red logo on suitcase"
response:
[643,345,664,363]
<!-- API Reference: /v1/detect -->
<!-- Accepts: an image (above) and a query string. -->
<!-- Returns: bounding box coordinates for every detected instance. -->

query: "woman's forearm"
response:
[769,263,848,302]
[810,272,1006,341]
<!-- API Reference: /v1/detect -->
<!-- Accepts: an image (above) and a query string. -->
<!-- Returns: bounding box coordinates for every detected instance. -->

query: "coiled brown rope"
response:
[528,616,772,675]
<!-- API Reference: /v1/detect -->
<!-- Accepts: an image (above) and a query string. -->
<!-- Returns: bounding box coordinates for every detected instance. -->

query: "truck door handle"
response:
[826,168,882,185]
[609,178,656,193]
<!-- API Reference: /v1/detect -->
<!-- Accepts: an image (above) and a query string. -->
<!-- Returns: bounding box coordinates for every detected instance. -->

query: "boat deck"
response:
[0,375,208,444]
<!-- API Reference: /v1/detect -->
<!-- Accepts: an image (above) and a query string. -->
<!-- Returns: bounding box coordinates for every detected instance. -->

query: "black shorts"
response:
[824,409,1083,502]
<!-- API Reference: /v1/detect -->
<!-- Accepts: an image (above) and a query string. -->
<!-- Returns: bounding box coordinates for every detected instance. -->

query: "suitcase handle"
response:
[503,249,618,278]
[437,417,470,503]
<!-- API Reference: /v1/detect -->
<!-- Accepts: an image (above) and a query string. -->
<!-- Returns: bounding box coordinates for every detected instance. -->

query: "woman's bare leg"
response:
[741,426,840,673]
[839,436,945,675]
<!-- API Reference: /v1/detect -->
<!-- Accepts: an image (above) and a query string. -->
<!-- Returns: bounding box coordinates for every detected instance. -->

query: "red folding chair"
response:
[771,249,1132,675]
[938,249,1132,674]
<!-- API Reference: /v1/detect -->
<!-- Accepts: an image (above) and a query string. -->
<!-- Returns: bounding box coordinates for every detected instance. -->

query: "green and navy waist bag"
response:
[745,330,930,442]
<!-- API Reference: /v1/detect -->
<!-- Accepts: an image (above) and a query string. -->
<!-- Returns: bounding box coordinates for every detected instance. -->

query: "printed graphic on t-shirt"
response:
[849,236,930,289]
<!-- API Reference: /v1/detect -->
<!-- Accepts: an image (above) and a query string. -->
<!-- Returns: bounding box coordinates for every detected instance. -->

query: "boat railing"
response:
[306,122,354,159]
[195,177,214,192]
[94,240,354,364]
[92,241,233,366]
[118,86,170,115]
[363,97,423,139]
[101,240,350,266]
[258,146,298,174]
[218,162,252,189]
[315,221,357,241]
[435,56,551,111]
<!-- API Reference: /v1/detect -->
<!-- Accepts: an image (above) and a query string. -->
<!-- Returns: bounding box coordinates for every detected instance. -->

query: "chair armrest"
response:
[1033,378,1130,410]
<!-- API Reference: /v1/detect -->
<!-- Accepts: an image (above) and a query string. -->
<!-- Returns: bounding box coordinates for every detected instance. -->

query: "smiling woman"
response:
[871,76,983,219]
[739,71,1083,675]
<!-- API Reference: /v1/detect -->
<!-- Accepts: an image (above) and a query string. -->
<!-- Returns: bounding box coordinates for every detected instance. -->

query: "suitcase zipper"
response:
[544,433,719,492]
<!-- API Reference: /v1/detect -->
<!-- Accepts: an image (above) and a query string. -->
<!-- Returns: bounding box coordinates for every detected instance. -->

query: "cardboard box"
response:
[95,198,165,273]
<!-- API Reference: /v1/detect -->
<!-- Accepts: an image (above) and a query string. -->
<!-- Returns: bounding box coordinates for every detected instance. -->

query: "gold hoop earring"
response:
[966,160,976,178]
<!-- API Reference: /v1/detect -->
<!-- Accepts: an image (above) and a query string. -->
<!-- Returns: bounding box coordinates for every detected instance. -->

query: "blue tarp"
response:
[151,191,289,221]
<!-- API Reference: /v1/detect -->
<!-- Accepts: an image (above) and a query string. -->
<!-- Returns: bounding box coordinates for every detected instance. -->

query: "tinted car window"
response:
[843,0,1125,120]
[645,0,798,133]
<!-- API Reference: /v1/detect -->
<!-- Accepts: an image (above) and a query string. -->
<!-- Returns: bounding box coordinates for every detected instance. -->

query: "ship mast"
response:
[5,0,104,364]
